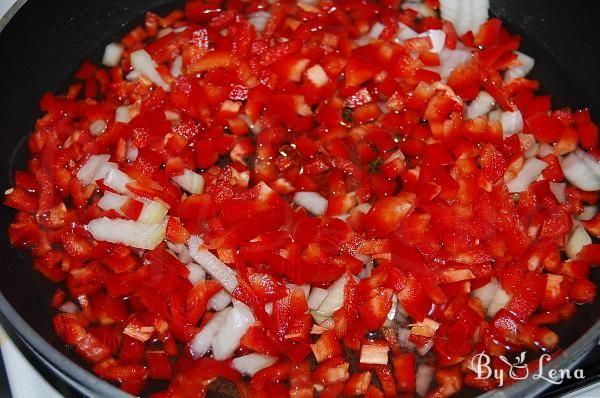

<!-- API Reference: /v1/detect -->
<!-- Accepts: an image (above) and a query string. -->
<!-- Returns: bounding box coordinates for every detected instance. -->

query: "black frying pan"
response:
[0,1,599,397]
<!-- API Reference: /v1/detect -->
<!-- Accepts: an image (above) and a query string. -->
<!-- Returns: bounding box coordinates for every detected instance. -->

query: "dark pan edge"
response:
[0,2,132,397]
[0,1,598,398]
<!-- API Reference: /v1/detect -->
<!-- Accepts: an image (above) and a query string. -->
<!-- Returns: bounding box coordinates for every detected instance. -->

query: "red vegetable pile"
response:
[4,0,600,397]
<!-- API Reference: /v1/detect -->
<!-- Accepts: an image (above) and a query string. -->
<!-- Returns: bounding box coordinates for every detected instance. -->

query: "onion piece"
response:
[566,226,592,259]
[190,307,231,359]
[487,286,511,318]
[306,64,329,87]
[102,42,124,67]
[440,0,489,36]
[396,23,418,42]
[549,182,567,204]
[130,49,170,92]
[538,144,554,157]
[501,110,524,137]
[471,277,499,310]
[89,119,108,136]
[438,48,471,82]
[126,144,138,162]
[307,287,328,310]
[401,1,436,17]
[188,236,239,292]
[59,301,80,314]
[316,274,348,316]
[76,154,111,185]
[560,149,600,191]
[86,217,166,250]
[578,205,598,221]
[231,353,277,376]
[247,11,270,32]
[504,51,535,82]
[170,55,183,78]
[171,169,204,194]
[415,365,435,397]
[466,91,495,119]
[97,191,128,212]
[186,263,206,285]
[505,158,548,193]
[211,301,255,360]
[103,168,133,194]
[209,289,232,311]
[115,105,132,123]
[294,191,328,216]
[138,200,169,224]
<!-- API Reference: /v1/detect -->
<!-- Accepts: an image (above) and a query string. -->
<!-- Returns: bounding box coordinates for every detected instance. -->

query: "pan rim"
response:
[0,1,598,398]
[0,5,130,398]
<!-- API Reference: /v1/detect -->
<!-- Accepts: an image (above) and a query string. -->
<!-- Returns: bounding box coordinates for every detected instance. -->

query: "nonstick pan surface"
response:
[0,1,599,397]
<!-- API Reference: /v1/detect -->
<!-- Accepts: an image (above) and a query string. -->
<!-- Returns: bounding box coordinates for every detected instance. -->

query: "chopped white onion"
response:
[560,150,600,191]
[549,182,567,204]
[357,261,374,279]
[102,42,124,67]
[157,28,173,38]
[466,91,495,119]
[505,158,548,193]
[471,277,499,311]
[438,48,472,82]
[86,217,166,250]
[115,105,132,123]
[76,154,111,185]
[504,51,535,82]
[97,191,128,212]
[188,236,239,292]
[103,168,133,194]
[211,301,255,360]
[307,287,329,310]
[248,11,270,32]
[231,353,277,376]
[306,64,329,87]
[138,200,169,224]
[415,365,435,397]
[487,286,511,318]
[538,144,554,158]
[418,29,446,54]
[172,169,205,194]
[501,110,524,137]
[294,191,328,216]
[316,274,347,316]
[396,23,418,42]
[130,49,170,91]
[126,70,142,82]
[89,119,107,136]
[126,144,138,162]
[59,301,80,314]
[441,0,490,36]
[519,134,539,158]
[209,289,232,311]
[186,263,206,285]
[578,206,598,221]
[190,307,231,359]
[170,55,183,78]
[566,226,592,259]
[401,1,436,18]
